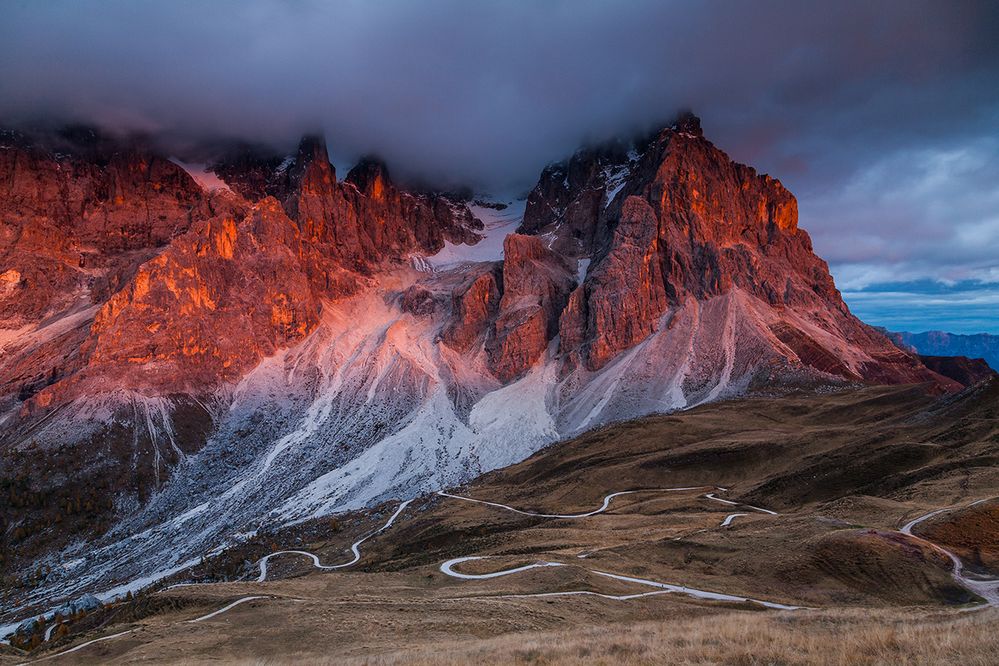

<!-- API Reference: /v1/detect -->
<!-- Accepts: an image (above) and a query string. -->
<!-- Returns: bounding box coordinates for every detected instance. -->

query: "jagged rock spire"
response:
[346,156,391,200]
[671,109,703,136]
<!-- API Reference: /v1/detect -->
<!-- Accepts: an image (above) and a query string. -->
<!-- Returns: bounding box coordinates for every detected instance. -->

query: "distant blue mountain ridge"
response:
[885,330,998,372]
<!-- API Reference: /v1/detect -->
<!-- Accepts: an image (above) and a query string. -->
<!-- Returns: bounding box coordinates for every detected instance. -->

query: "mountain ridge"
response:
[0,114,960,620]
[887,329,998,372]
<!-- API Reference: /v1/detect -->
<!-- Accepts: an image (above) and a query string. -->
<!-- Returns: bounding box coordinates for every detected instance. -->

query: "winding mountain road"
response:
[16,597,275,664]
[441,487,778,525]
[9,499,413,660]
[256,499,412,582]
[440,556,566,580]
[438,486,726,519]
[900,503,999,606]
[187,596,270,623]
[439,556,802,610]
[436,488,798,610]
[22,488,997,662]
[15,630,134,665]
[704,493,777,515]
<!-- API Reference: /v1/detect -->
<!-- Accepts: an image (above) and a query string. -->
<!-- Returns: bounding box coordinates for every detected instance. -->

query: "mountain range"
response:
[887,330,998,373]
[0,113,977,625]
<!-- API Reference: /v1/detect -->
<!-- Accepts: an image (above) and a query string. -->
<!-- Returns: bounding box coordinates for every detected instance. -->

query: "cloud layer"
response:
[2,0,998,330]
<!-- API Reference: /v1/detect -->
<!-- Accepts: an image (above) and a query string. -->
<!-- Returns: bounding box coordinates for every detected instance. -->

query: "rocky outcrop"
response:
[211,142,483,272]
[573,197,669,370]
[485,234,575,381]
[525,115,953,389]
[0,128,207,327]
[520,138,637,258]
[441,266,502,353]
[208,141,292,201]
[917,355,996,387]
[73,198,320,394]
[342,156,483,261]
[400,285,437,317]
[438,234,575,381]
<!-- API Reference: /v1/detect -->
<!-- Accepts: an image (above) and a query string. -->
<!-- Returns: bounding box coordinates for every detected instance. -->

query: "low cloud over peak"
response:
[2,0,998,331]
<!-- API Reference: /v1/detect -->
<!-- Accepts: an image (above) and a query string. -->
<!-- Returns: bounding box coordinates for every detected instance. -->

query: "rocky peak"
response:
[485,234,575,382]
[208,142,289,201]
[285,134,337,203]
[670,110,703,136]
[210,134,483,271]
[519,112,705,252]
[345,157,391,200]
[514,114,955,391]
[207,134,335,208]
[520,141,640,258]
[295,134,332,167]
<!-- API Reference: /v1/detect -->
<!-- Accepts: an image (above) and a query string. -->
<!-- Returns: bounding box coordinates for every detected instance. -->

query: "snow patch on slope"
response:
[424,199,526,269]
[603,165,630,208]
[276,339,560,522]
[275,387,473,522]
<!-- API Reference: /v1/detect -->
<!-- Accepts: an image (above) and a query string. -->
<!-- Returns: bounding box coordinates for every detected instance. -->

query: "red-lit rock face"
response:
[212,140,482,272]
[2,116,955,431]
[523,118,952,388]
[0,132,206,327]
[2,130,489,412]
[78,199,320,393]
[486,234,574,382]
[441,267,502,353]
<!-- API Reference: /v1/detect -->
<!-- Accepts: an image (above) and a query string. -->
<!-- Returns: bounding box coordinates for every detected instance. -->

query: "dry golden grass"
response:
[323,607,998,666]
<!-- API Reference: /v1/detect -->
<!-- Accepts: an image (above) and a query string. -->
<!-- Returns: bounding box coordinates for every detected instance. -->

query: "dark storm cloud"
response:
[2,0,999,330]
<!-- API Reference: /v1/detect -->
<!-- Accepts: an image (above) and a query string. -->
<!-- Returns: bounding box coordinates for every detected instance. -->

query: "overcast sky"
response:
[2,0,998,333]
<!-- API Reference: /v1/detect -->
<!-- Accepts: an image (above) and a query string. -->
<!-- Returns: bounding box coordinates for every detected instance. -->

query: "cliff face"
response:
[211,140,482,272]
[481,234,574,382]
[0,128,486,575]
[0,128,205,328]
[78,198,321,393]
[523,113,952,388]
[0,116,961,614]
[2,131,489,409]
